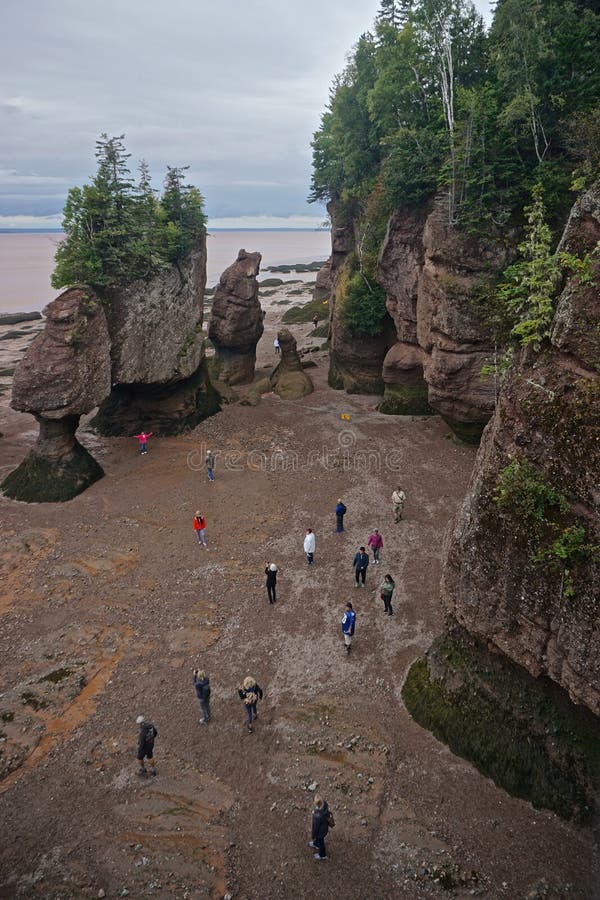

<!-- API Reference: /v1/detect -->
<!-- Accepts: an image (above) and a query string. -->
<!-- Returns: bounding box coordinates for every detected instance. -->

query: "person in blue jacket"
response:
[341,602,356,654]
[193,669,211,723]
[335,499,347,533]
[352,546,369,587]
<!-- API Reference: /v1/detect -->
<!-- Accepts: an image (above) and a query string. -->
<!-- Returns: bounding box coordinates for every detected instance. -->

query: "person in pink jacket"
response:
[367,529,383,565]
[133,431,153,455]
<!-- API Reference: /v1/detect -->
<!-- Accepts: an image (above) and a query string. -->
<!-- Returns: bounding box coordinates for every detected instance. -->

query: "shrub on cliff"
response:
[52,135,206,290]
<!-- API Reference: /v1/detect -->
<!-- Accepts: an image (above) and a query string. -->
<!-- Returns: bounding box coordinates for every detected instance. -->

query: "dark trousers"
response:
[313,836,326,858]
[336,516,344,533]
[198,697,211,721]
[306,553,314,565]
[245,703,258,725]
[383,594,393,615]
[267,583,276,603]
[355,567,367,584]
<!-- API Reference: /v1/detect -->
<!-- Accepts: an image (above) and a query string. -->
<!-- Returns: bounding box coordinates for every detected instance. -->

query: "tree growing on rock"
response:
[52,135,207,290]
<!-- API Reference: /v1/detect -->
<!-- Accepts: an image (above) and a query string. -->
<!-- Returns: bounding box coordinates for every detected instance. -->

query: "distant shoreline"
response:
[0,227,330,235]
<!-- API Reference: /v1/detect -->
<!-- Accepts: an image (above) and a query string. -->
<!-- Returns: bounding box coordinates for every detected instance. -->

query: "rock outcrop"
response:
[377,207,433,415]
[313,258,333,303]
[2,288,111,502]
[208,250,264,385]
[270,329,314,400]
[403,184,600,821]
[93,237,220,435]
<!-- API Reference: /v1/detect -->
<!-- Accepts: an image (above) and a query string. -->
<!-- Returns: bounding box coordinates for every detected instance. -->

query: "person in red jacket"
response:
[133,431,153,455]
[193,511,208,548]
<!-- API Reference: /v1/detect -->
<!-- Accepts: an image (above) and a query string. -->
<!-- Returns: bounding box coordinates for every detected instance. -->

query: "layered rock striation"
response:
[270,329,314,400]
[403,184,600,821]
[2,288,111,502]
[93,237,220,435]
[208,250,264,385]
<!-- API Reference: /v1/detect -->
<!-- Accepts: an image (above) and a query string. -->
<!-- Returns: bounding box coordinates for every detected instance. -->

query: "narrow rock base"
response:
[2,440,103,503]
[377,382,433,415]
[402,628,600,824]
[92,361,221,437]
[443,418,486,445]
[328,358,384,395]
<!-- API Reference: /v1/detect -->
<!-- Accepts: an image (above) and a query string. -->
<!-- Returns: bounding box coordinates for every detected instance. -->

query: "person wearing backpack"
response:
[238,676,263,734]
[136,715,158,776]
[193,669,211,723]
[335,499,347,533]
[309,794,332,860]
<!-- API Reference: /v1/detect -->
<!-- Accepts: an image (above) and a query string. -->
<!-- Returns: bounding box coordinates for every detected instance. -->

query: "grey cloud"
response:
[0,0,493,222]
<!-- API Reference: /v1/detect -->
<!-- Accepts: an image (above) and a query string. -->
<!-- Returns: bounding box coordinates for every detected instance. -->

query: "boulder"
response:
[2,288,110,502]
[208,250,264,385]
[93,236,220,435]
[270,329,314,400]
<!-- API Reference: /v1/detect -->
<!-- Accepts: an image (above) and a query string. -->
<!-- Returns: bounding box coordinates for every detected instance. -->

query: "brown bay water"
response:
[0,229,331,313]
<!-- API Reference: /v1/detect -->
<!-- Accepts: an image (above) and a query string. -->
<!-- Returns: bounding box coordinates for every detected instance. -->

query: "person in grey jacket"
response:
[193,669,211,723]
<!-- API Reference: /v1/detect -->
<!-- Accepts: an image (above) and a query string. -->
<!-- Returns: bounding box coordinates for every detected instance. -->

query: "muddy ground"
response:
[0,284,598,899]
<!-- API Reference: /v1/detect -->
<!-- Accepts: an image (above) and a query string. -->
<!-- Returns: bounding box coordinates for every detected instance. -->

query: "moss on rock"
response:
[378,382,434,415]
[1,440,104,503]
[402,629,600,824]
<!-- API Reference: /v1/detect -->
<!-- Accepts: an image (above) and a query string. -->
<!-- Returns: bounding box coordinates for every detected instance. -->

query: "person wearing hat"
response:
[335,499,347,533]
[238,676,263,734]
[136,715,158,776]
[265,563,278,604]
[193,511,208,548]
[205,449,215,482]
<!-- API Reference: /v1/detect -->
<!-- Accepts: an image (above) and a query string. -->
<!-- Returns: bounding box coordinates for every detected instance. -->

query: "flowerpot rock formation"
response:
[2,288,111,502]
[208,249,264,385]
[270,329,314,400]
[92,237,220,436]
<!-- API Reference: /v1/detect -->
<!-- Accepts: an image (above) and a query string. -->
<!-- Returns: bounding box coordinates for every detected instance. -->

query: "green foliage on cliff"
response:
[310,0,600,230]
[52,135,207,290]
[340,263,388,336]
[494,459,568,530]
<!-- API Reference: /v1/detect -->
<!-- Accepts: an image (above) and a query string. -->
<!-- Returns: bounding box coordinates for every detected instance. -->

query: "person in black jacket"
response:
[136,715,158,776]
[265,563,277,604]
[193,669,211,723]
[352,546,369,587]
[309,794,330,860]
[238,676,263,733]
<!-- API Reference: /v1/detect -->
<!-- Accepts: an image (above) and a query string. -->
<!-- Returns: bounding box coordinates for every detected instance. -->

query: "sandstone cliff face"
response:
[208,250,264,385]
[402,185,600,822]
[441,184,600,716]
[3,288,110,501]
[93,235,220,435]
[377,207,432,414]
[270,329,314,400]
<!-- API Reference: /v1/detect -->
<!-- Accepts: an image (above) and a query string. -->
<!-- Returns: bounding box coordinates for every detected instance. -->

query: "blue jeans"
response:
[207,466,214,481]
[372,547,380,562]
[313,836,326,858]
[198,697,211,721]
[245,702,257,725]
[139,442,147,454]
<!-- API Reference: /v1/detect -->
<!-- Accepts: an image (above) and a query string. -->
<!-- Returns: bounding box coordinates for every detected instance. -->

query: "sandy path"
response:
[0,286,597,899]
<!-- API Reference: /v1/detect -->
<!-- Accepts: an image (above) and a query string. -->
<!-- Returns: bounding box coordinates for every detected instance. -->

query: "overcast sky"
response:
[0,0,493,229]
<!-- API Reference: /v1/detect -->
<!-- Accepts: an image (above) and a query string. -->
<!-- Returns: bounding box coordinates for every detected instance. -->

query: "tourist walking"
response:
[312,314,319,330]
[335,499,347,533]
[274,337,280,354]
[136,715,158,776]
[392,486,406,523]
[133,430,153,455]
[304,528,316,566]
[341,602,356,654]
[205,449,215,482]
[265,563,277,604]
[193,669,211,723]
[238,676,263,734]
[309,794,331,860]
[193,511,208,548]
[367,529,383,564]
[380,574,395,616]
[352,546,369,587]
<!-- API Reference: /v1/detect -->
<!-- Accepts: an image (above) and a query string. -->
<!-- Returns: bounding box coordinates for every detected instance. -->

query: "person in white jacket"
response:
[304,528,316,566]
